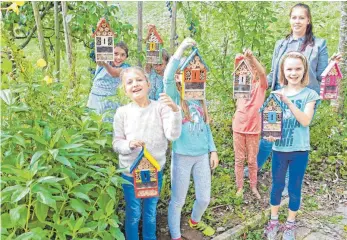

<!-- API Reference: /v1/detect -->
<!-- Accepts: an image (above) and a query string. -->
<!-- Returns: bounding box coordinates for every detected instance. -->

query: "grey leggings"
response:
[168,152,211,239]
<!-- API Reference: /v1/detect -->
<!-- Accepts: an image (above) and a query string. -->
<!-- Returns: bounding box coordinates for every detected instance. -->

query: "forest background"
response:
[1,1,346,239]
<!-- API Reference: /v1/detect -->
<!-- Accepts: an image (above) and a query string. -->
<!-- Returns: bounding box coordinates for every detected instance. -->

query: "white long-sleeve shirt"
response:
[113,100,182,175]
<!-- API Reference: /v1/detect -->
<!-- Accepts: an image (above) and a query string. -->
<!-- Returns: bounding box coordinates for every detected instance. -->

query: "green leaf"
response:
[43,126,51,141]
[27,134,48,146]
[36,191,56,209]
[73,217,85,233]
[0,89,15,105]
[105,199,114,217]
[50,128,63,148]
[108,219,119,228]
[1,213,15,229]
[106,186,116,201]
[78,227,94,234]
[95,139,107,148]
[16,151,25,168]
[34,201,48,222]
[110,226,125,240]
[49,149,59,160]
[72,191,91,202]
[70,198,87,216]
[111,175,132,188]
[60,143,83,150]
[13,134,26,147]
[12,187,30,202]
[14,232,34,240]
[37,176,64,183]
[56,156,72,168]
[10,204,26,222]
[30,150,46,166]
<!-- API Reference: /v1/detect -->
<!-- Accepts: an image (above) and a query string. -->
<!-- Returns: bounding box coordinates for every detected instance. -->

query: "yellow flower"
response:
[13,1,25,7]
[44,76,53,84]
[37,58,47,68]
[7,3,19,15]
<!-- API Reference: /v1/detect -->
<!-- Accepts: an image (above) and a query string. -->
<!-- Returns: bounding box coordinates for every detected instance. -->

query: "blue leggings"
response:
[270,151,309,211]
[122,172,163,240]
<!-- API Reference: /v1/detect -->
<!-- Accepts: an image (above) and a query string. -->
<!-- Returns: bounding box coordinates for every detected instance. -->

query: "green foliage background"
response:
[1,1,346,239]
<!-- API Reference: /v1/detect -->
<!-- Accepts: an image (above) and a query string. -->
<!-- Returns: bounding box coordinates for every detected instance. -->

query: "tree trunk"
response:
[137,1,143,67]
[332,1,347,115]
[61,1,75,87]
[32,2,47,62]
[54,2,60,82]
[170,1,177,54]
[338,1,347,115]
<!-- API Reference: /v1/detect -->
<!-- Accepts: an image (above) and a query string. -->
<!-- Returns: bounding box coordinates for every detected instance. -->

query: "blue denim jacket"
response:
[268,36,329,94]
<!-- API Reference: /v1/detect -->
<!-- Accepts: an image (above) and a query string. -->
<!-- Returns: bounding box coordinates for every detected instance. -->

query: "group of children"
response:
[88,37,321,240]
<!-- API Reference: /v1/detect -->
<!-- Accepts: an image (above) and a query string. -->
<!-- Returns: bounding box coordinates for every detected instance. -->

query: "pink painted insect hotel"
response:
[320,61,343,100]
[232,59,254,99]
[130,147,160,198]
[259,94,285,140]
[92,18,115,62]
[180,47,209,100]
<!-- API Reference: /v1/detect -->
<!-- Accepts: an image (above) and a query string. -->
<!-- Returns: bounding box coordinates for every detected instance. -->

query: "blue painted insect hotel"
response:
[130,147,161,198]
[180,47,209,100]
[145,25,163,64]
[259,94,285,140]
[232,59,254,99]
[92,18,115,62]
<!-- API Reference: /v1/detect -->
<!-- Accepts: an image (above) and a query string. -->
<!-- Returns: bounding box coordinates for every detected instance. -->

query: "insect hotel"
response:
[145,25,163,64]
[129,147,161,198]
[320,61,343,100]
[180,47,209,100]
[259,94,285,140]
[232,59,253,99]
[92,18,115,62]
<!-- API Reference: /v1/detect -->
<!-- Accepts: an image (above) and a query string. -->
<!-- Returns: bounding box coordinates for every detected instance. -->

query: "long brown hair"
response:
[286,3,314,51]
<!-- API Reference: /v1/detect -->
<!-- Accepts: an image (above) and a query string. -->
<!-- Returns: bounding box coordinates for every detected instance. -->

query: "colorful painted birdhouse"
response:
[145,25,163,64]
[320,61,343,100]
[180,47,209,100]
[129,147,161,199]
[92,18,115,62]
[259,94,285,140]
[232,59,253,99]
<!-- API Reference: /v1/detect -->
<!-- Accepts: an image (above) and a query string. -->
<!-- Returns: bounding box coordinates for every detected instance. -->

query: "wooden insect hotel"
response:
[129,147,161,198]
[145,25,163,64]
[259,94,285,140]
[92,18,115,62]
[180,47,209,100]
[232,59,253,99]
[320,60,343,100]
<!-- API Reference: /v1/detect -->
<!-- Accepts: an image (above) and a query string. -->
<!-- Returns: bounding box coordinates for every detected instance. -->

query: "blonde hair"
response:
[279,51,309,87]
[120,67,149,89]
[175,82,210,124]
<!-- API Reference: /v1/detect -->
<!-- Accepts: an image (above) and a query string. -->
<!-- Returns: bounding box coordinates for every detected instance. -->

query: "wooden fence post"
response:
[32,2,48,62]
[54,2,60,82]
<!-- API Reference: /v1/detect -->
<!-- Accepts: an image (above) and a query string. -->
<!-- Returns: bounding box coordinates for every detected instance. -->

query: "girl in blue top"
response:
[146,49,170,100]
[87,42,130,122]
[264,52,320,240]
[164,38,219,240]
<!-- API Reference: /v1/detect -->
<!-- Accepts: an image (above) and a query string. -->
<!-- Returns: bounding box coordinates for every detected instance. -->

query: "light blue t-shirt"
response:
[273,87,320,152]
[91,63,130,96]
[163,57,216,156]
[148,69,164,100]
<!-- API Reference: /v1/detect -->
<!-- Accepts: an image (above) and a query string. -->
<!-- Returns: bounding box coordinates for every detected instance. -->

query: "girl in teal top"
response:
[164,38,219,239]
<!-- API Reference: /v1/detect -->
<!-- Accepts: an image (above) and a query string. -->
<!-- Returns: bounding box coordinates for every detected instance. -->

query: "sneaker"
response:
[188,219,215,237]
[282,223,296,240]
[264,220,279,240]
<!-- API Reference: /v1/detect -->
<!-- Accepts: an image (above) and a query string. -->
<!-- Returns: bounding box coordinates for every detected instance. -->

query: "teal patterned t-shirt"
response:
[273,87,320,152]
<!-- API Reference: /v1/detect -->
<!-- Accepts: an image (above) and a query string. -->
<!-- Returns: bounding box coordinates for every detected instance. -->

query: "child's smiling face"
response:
[114,47,127,66]
[123,70,150,102]
[283,57,305,86]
